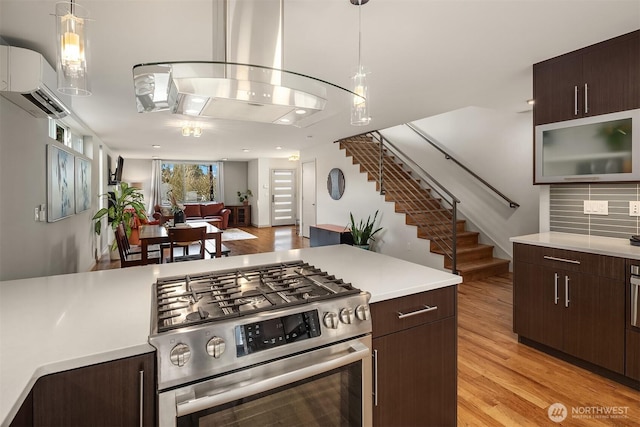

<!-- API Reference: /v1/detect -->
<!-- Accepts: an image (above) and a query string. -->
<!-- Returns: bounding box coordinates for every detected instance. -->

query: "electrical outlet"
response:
[630,201,640,216]
[34,207,39,221]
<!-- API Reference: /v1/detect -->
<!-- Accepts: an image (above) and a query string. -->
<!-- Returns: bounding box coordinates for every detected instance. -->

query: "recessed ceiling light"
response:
[221,158,228,161]
[280,118,291,123]
[242,148,250,152]
[276,146,282,150]
[152,155,159,159]
[295,109,307,115]
[152,144,161,148]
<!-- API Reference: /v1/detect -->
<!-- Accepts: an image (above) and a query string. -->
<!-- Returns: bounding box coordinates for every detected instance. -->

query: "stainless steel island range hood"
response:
[133,0,357,127]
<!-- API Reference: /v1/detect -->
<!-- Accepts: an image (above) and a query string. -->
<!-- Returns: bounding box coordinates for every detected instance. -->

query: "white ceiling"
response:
[1,0,639,161]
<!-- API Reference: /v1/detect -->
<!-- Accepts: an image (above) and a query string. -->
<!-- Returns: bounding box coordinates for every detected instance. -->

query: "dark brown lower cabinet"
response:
[627,329,640,381]
[10,352,156,427]
[371,286,457,427]
[513,243,626,376]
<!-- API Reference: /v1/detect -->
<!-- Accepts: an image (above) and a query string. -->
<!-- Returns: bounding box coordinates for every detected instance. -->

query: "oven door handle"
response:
[175,341,370,417]
[631,276,640,327]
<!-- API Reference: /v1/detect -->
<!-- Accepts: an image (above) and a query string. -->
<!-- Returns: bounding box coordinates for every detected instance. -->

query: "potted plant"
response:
[92,182,148,257]
[168,189,185,223]
[349,210,383,250]
[238,189,253,205]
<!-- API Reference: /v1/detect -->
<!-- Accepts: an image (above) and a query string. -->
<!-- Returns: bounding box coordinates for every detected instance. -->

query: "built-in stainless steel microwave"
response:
[535,109,640,184]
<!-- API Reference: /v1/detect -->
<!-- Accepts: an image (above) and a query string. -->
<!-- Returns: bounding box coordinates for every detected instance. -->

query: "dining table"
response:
[138,221,223,263]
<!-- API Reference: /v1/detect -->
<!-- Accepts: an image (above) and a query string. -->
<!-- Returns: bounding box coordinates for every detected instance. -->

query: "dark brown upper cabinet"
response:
[533,30,639,126]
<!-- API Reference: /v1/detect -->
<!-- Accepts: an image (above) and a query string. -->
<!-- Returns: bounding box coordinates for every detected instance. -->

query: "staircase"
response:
[339,134,510,282]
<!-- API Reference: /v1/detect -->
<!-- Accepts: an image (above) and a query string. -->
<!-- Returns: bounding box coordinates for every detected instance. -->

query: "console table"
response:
[228,205,251,227]
[310,224,353,247]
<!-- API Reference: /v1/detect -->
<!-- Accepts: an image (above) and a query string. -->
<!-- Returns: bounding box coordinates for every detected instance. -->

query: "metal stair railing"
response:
[367,131,460,274]
[405,122,520,209]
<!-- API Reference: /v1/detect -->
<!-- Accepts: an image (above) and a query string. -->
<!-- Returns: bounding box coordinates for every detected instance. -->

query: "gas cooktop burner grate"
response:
[153,260,359,333]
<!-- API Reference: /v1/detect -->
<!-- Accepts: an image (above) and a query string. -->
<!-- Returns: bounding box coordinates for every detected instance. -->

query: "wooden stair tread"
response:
[430,243,494,256]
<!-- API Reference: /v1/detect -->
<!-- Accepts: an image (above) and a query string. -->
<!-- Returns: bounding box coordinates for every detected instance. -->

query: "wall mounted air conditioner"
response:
[0,45,71,119]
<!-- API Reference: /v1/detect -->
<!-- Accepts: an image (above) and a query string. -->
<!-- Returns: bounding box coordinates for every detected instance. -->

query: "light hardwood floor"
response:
[93,227,640,425]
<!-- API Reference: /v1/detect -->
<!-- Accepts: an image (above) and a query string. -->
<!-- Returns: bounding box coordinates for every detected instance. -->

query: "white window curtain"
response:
[217,161,224,203]
[149,159,162,214]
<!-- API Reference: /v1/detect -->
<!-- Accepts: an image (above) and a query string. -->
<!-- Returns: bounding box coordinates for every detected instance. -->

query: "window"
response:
[48,118,86,155]
[161,162,221,205]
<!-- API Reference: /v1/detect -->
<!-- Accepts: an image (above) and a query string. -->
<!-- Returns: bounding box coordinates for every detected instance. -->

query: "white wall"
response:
[0,98,101,280]
[301,141,445,270]
[381,107,540,261]
[222,161,248,206]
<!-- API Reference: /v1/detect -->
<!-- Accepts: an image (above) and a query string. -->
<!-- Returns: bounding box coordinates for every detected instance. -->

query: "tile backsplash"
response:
[550,183,640,239]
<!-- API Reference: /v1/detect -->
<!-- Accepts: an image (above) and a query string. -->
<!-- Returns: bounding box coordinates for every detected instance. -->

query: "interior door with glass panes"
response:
[270,169,296,226]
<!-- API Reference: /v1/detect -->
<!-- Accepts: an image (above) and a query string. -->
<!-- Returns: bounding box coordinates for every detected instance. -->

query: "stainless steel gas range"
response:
[149,260,373,426]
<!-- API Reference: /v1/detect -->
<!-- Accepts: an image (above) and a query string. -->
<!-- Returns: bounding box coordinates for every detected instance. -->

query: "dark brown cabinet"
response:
[10,352,156,427]
[533,30,640,126]
[371,286,457,427]
[626,329,640,381]
[228,205,251,227]
[513,244,625,374]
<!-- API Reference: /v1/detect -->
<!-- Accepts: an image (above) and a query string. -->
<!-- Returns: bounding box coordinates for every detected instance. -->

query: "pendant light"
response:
[351,0,370,126]
[55,1,91,96]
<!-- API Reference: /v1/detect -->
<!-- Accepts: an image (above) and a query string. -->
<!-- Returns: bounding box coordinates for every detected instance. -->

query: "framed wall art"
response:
[75,156,91,213]
[47,144,75,222]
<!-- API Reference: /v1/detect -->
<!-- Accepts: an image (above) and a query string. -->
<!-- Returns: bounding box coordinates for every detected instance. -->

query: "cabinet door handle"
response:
[565,276,570,308]
[397,305,438,319]
[372,349,379,407]
[584,83,589,114]
[543,255,580,265]
[554,273,559,305]
[574,85,579,116]
[139,369,144,427]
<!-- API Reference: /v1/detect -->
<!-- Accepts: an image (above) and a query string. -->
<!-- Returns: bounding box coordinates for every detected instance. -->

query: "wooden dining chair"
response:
[115,223,160,267]
[166,226,206,263]
[116,222,160,256]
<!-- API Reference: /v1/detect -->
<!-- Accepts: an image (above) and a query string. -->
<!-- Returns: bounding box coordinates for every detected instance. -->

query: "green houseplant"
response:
[92,182,148,252]
[237,189,253,204]
[349,210,383,249]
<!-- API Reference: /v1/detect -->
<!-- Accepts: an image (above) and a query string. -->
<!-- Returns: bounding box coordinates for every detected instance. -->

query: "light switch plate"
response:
[584,200,609,215]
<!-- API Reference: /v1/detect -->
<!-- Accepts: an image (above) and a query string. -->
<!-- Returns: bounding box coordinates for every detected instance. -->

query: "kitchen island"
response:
[0,245,461,426]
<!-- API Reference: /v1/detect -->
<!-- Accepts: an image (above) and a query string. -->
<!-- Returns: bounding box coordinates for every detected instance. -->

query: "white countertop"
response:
[0,245,460,426]
[510,231,640,259]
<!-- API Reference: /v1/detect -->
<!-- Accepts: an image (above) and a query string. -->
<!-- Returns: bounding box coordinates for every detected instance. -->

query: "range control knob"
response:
[323,312,339,329]
[339,308,355,324]
[169,343,191,367]
[206,336,226,359]
[355,304,371,321]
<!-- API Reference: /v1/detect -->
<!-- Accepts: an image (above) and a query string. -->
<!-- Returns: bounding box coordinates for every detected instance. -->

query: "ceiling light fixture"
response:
[55,0,91,96]
[181,123,202,137]
[350,0,370,126]
[288,154,300,161]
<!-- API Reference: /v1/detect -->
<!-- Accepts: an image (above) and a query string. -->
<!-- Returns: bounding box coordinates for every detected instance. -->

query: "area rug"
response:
[222,228,258,241]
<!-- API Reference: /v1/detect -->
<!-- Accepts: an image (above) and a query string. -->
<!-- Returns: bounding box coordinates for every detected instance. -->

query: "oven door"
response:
[159,335,372,427]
